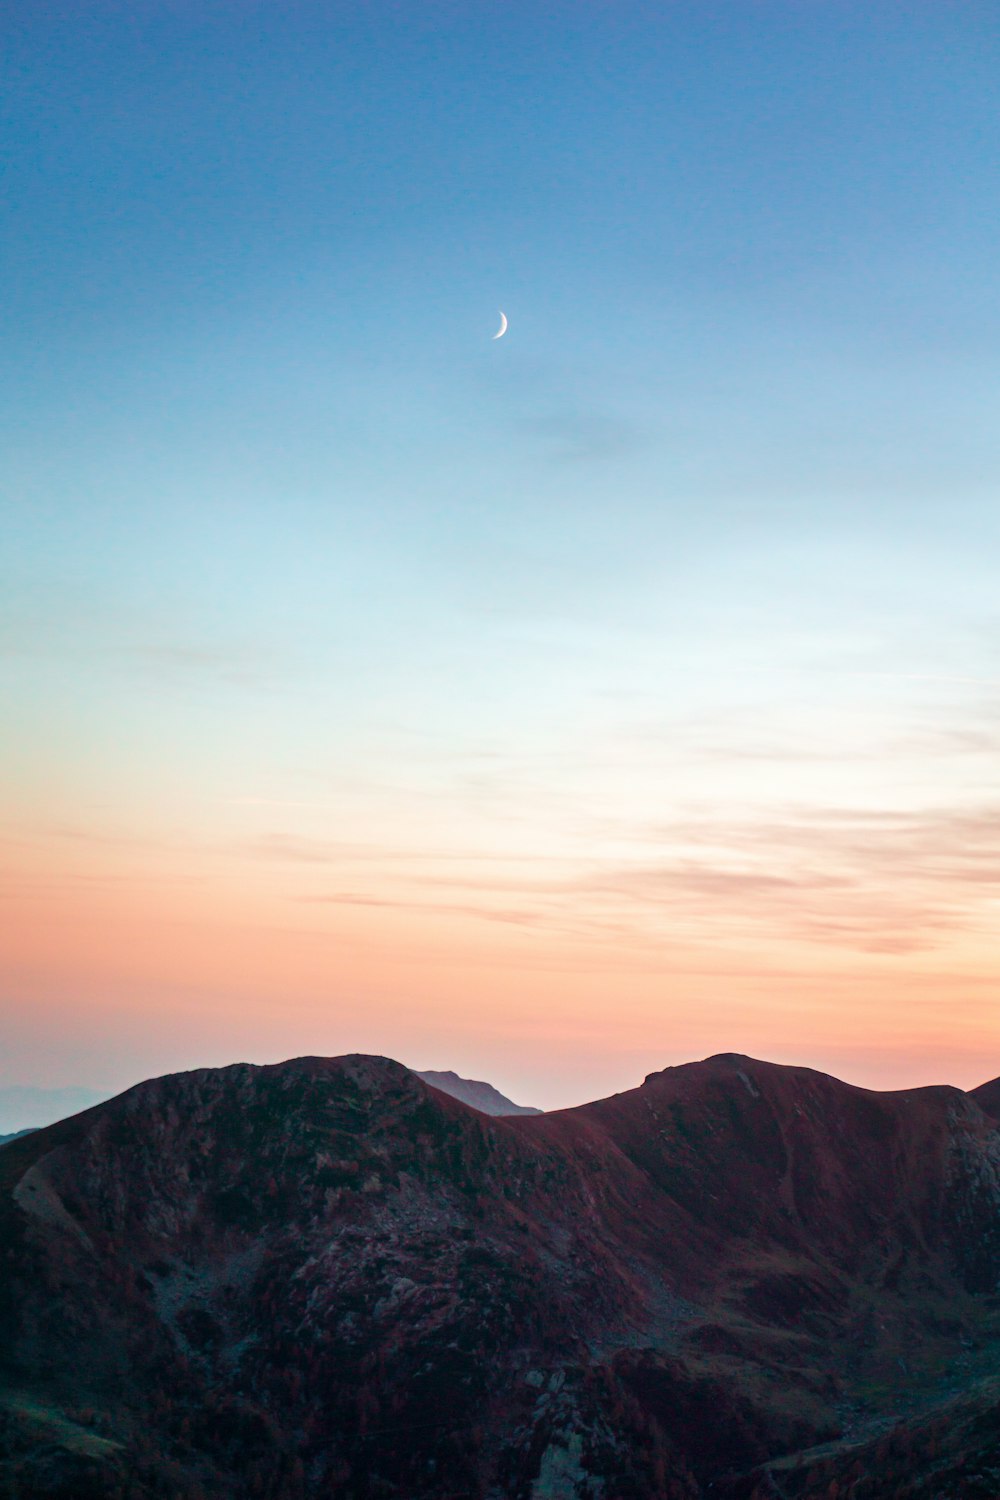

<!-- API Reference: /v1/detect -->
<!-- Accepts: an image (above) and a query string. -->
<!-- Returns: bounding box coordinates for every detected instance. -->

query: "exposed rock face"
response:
[1,1052,1000,1498]
[414,1068,542,1116]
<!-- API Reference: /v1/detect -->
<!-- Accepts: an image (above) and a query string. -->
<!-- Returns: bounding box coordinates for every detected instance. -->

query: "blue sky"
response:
[3,3,1000,1104]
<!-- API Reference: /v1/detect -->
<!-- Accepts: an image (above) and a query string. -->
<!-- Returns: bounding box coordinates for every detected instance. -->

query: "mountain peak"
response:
[6,1050,1000,1497]
[413,1068,542,1116]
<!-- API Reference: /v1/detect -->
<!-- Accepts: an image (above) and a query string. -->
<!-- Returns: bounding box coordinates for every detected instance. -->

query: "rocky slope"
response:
[1,1052,999,1498]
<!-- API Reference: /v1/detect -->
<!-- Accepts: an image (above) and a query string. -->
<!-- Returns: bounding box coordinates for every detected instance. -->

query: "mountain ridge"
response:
[3,1050,1000,1497]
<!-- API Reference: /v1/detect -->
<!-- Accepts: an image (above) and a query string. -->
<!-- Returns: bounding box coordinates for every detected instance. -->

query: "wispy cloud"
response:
[575,803,1000,953]
[1,576,292,689]
[122,642,283,688]
[297,892,544,928]
[517,408,642,464]
[266,800,1000,958]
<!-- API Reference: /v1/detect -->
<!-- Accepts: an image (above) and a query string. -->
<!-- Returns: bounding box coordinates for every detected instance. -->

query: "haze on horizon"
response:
[3,3,999,1112]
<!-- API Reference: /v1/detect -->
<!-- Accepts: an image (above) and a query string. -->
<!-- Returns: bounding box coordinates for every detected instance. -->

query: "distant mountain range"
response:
[3,1052,1000,1497]
[0,1084,109,1135]
[0,1073,539,1135]
[0,1073,539,1134]
[414,1068,541,1115]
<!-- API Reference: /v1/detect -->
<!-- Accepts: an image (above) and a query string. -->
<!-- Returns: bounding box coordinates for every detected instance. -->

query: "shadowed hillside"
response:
[2,1052,1000,1497]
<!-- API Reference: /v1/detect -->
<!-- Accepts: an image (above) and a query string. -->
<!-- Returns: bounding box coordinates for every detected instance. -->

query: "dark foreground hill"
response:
[2,1053,1000,1498]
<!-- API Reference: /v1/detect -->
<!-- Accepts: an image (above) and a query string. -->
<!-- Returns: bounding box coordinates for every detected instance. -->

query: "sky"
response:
[3,2,1000,1111]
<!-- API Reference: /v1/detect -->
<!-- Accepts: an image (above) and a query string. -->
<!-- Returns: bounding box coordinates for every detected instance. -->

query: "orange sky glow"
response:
[5,5,1000,1111]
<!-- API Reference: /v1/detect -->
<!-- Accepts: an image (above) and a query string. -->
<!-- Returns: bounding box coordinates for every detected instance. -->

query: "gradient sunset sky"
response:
[3,3,1000,1109]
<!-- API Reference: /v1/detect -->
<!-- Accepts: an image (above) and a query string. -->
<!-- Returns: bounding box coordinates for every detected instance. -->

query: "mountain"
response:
[414,1068,542,1115]
[2,1052,1000,1498]
[0,1085,109,1135]
[0,1129,36,1147]
[971,1073,1000,1121]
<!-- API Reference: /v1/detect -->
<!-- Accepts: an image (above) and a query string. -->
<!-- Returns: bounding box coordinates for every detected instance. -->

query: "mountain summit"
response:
[2,1052,1000,1497]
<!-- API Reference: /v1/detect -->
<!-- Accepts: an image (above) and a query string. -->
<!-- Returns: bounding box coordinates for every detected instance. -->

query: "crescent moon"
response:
[493,310,508,340]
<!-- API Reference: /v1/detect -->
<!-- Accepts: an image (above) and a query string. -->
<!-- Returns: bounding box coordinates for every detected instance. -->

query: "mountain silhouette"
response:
[2,1052,1000,1497]
[413,1068,542,1115]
